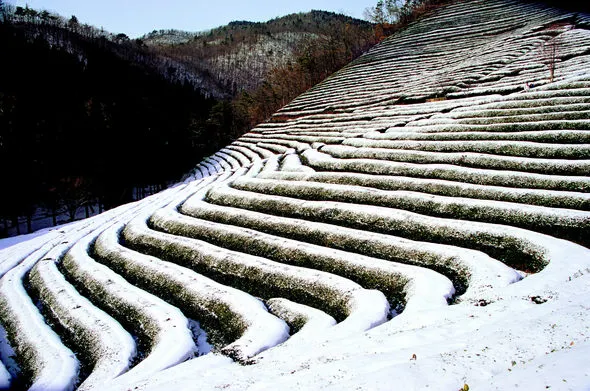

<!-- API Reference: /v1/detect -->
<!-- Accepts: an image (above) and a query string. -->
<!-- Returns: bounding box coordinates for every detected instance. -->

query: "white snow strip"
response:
[63,235,197,383]
[301,149,590,192]
[342,138,590,160]
[267,298,337,340]
[123,214,391,335]
[0,361,10,390]
[321,144,590,176]
[279,154,315,173]
[182,194,519,302]
[29,243,136,391]
[94,222,290,363]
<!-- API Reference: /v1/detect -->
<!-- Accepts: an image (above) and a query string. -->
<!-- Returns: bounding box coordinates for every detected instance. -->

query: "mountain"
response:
[142,11,375,96]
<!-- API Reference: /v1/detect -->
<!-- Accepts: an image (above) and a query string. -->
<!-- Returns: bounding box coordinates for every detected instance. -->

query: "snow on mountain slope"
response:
[1,0,590,389]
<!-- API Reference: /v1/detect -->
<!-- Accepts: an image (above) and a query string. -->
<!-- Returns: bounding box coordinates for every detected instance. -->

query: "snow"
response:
[0,244,80,391]
[64,230,198,386]
[2,0,590,389]
[0,325,17,382]
[30,245,137,391]
[0,228,53,251]
[0,361,9,390]
[187,319,213,357]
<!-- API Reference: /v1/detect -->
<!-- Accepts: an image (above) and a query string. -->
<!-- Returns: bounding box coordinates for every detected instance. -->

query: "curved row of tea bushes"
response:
[121,215,391,329]
[93,222,290,363]
[28,254,136,390]
[224,145,264,163]
[219,148,253,167]
[229,176,590,246]
[244,133,346,145]
[255,143,293,155]
[301,149,590,192]
[435,102,590,120]
[321,144,590,176]
[412,110,590,126]
[239,136,312,152]
[180,193,521,301]
[266,298,336,340]
[232,141,277,159]
[343,139,590,159]
[366,130,590,143]
[279,154,315,173]
[213,152,241,171]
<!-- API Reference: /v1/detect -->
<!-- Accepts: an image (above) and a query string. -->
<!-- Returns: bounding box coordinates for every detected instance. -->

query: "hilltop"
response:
[143,10,375,96]
[1,0,590,390]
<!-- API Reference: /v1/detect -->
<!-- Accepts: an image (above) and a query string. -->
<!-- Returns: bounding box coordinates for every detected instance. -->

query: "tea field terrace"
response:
[1,0,590,389]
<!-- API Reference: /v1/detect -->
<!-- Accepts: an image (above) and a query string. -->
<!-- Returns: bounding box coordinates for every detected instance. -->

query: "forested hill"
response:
[142,11,375,97]
[0,5,378,237]
[0,8,235,236]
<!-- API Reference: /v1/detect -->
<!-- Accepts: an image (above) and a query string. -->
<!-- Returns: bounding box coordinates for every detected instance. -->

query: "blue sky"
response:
[6,0,376,38]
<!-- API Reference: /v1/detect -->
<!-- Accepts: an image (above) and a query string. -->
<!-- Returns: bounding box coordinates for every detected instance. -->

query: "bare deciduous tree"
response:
[542,35,560,83]
[363,0,404,25]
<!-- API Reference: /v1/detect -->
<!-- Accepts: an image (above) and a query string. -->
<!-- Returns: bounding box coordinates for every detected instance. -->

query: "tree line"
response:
[146,11,376,96]
[0,4,244,237]
[4,1,452,237]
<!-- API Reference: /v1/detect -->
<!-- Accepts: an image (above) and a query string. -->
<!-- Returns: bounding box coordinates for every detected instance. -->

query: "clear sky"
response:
[6,0,376,38]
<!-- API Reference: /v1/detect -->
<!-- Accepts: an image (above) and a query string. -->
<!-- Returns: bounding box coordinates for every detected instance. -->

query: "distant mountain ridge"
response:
[142,10,375,96]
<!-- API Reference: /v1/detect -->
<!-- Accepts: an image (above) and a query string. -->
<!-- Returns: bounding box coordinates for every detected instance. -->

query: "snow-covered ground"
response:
[1,0,590,389]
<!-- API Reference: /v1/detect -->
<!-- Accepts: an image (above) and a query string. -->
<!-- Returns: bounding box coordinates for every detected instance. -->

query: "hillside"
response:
[1,0,590,390]
[0,7,377,239]
[0,13,232,238]
[143,11,375,96]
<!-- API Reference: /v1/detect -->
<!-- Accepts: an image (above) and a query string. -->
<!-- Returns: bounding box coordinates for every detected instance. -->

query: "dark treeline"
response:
[0,5,384,238]
[0,5,245,237]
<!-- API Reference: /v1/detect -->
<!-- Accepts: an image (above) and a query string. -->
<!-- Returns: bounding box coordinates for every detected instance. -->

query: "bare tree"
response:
[363,0,404,25]
[57,176,93,222]
[542,35,560,83]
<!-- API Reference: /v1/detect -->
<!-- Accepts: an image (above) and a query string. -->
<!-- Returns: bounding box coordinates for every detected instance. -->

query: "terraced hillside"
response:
[2,0,590,389]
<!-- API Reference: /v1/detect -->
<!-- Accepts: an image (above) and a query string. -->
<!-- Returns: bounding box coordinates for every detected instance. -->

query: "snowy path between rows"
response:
[2,0,590,389]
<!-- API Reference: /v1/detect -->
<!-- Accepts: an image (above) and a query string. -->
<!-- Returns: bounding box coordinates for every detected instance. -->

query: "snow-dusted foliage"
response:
[1,0,590,389]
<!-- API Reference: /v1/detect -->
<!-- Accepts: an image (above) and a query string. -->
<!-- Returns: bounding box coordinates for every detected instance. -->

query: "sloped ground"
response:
[1,0,590,389]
